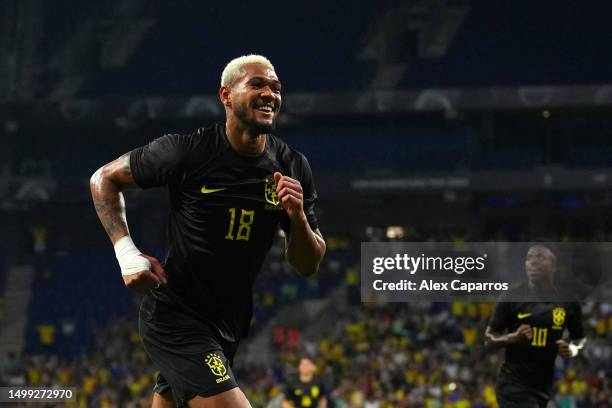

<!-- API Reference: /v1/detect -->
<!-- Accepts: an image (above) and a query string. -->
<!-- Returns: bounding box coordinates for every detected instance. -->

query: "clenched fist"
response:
[274,172,305,222]
[122,254,167,293]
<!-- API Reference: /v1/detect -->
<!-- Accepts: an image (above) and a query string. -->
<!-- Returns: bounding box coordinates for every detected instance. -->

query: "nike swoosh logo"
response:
[201,185,226,194]
[517,313,531,319]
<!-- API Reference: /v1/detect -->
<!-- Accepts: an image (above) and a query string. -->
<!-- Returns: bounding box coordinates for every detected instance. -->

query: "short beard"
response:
[234,104,276,134]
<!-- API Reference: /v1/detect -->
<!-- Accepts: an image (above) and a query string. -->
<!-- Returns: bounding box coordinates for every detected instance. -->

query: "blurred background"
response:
[0,0,611,406]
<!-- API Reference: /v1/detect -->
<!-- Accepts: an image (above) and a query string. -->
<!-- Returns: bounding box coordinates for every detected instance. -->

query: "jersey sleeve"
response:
[280,153,319,233]
[489,302,514,333]
[129,133,194,188]
[566,302,585,340]
[282,383,295,403]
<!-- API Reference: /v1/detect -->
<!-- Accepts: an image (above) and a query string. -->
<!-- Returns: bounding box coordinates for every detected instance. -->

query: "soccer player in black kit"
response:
[485,245,586,408]
[282,357,328,408]
[90,55,326,408]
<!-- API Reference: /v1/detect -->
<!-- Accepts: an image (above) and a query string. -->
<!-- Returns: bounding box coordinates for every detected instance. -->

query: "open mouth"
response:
[255,103,275,114]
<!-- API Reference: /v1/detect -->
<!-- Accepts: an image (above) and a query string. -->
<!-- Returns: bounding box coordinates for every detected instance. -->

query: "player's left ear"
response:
[219,86,232,107]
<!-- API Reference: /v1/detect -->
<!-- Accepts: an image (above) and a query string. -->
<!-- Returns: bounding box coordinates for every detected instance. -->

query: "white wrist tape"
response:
[114,235,151,276]
[569,343,579,357]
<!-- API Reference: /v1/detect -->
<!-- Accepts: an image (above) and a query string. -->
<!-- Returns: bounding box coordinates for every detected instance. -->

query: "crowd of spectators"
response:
[242,301,612,408]
[2,234,612,407]
[2,298,611,407]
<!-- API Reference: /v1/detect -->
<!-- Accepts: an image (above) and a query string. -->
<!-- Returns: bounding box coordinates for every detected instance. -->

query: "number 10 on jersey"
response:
[531,327,548,347]
[225,208,255,241]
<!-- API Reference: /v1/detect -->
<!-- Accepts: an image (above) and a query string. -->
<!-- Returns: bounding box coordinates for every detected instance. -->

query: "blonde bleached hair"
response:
[221,54,275,87]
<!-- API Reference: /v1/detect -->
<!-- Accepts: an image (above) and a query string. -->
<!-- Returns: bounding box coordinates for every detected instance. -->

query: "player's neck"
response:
[299,373,314,383]
[528,278,554,292]
[225,119,267,156]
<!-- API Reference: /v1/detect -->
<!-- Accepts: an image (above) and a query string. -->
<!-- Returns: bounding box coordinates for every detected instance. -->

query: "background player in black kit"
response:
[90,55,326,408]
[282,357,328,408]
[485,245,586,408]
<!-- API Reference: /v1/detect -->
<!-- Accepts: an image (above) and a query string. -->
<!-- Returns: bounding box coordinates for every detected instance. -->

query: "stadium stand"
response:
[25,250,132,357]
[3,234,611,406]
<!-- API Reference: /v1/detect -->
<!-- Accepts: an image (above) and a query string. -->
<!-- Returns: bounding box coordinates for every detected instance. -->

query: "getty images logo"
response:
[372,253,488,275]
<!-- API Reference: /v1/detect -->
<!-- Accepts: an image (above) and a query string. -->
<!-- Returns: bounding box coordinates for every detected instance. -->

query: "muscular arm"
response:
[90,153,165,291]
[275,171,326,277]
[286,222,326,278]
[90,153,138,244]
[484,324,532,350]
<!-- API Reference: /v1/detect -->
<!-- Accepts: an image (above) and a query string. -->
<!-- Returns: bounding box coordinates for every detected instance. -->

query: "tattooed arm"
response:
[90,153,137,244]
[90,153,166,291]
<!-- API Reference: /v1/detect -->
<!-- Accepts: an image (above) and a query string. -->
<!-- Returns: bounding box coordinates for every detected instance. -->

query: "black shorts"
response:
[138,293,240,407]
[496,383,548,408]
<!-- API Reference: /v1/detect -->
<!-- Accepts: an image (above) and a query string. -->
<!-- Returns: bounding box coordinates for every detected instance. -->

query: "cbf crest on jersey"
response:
[552,307,566,329]
[265,177,281,210]
[205,353,230,383]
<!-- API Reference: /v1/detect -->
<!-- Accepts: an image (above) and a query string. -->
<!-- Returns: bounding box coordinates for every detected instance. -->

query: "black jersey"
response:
[130,123,318,341]
[284,379,326,408]
[489,283,584,399]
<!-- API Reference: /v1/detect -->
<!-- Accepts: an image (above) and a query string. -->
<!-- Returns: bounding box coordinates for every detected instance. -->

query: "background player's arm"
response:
[90,153,166,291]
[281,384,295,408]
[485,302,531,349]
[556,302,586,358]
[275,172,326,277]
[556,337,586,358]
[485,324,532,349]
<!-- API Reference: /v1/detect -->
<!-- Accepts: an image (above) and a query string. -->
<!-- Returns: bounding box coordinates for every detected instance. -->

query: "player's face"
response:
[525,246,555,281]
[231,63,282,133]
[299,358,316,376]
